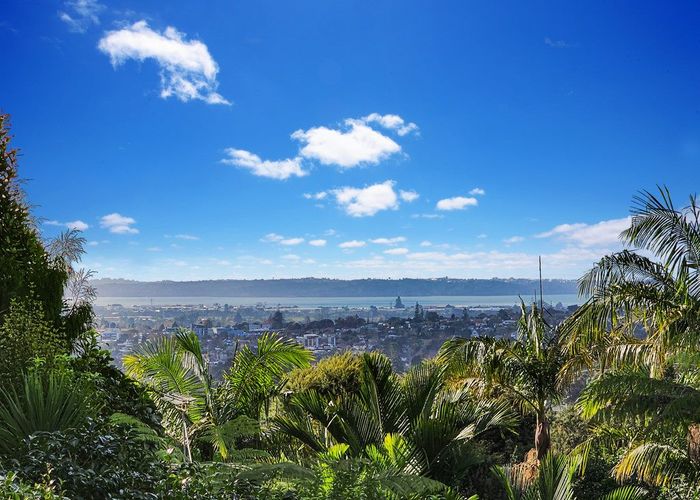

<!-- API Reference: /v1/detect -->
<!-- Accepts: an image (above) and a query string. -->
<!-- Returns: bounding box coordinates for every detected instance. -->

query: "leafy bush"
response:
[0,471,61,499]
[7,417,168,499]
[0,298,63,385]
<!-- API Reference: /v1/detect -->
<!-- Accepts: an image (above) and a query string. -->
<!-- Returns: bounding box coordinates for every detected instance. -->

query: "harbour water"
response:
[94,294,583,308]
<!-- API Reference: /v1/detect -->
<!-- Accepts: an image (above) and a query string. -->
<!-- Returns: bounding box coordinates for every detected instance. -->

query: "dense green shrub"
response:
[8,417,168,499]
[0,298,63,385]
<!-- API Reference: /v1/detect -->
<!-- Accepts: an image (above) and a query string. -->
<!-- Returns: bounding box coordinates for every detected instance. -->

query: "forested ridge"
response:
[2,114,699,499]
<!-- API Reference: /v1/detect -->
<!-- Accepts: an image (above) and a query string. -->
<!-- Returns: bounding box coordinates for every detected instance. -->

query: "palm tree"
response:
[563,187,700,375]
[240,436,473,499]
[562,187,700,488]
[575,356,700,488]
[124,329,311,461]
[440,301,576,460]
[493,452,647,500]
[275,352,515,485]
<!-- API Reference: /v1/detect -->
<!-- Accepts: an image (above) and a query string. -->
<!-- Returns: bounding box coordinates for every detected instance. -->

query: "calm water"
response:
[94,294,583,308]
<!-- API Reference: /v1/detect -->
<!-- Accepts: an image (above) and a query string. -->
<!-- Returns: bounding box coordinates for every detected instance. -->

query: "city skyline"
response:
[3,1,700,280]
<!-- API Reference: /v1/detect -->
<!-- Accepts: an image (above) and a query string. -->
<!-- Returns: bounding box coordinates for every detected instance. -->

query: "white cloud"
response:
[303,191,328,200]
[46,219,89,231]
[261,233,284,243]
[67,220,89,231]
[477,233,487,239]
[59,0,103,33]
[399,189,419,202]
[282,254,301,261]
[100,213,138,234]
[436,196,478,211]
[309,239,327,247]
[261,233,304,245]
[175,234,199,240]
[536,217,630,247]
[384,247,409,255]
[420,240,432,247]
[503,236,524,244]
[469,187,486,196]
[98,20,229,104]
[370,236,406,245]
[147,246,162,252]
[281,237,304,246]
[292,120,400,168]
[339,240,366,249]
[221,149,307,180]
[361,113,419,136]
[331,180,400,217]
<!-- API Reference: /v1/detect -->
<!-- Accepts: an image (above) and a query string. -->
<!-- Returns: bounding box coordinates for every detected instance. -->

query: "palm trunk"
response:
[535,410,550,461]
[689,423,700,465]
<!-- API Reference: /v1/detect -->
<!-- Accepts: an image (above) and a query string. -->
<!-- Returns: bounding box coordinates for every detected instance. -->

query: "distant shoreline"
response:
[92,277,579,299]
[94,294,583,308]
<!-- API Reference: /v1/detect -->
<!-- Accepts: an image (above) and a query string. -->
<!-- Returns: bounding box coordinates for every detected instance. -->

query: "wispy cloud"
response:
[45,219,89,231]
[100,213,138,234]
[261,233,304,246]
[174,234,199,240]
[361,113,419,136]
[503,236,524,245]
[469,187,486,196]
[280,237,304,246]
[59,0,104,33]
[303,191,328,200]
[309,239,327,247]
[399,189,419,202]
[436,196,478,211]
[544,37,577,49]
[339,240,366,249]
[384,247,409,255]
[221,149,306,180]
[98,20,229,104]
[370,236,406,245]
[411,213,444,219]
[536,217,630,246]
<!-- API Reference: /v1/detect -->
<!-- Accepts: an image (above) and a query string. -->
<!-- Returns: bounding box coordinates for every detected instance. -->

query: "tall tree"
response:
[441,301,578,460]
[0,114,94,379]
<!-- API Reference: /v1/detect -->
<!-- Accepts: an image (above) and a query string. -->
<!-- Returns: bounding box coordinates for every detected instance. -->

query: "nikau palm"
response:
[275,352,515,485]
[441,301,574,459]
[125,329,311,461]
[566,187,700,487]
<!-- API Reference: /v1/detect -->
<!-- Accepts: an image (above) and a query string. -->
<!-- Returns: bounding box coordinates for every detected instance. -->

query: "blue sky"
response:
[3,1,699,280]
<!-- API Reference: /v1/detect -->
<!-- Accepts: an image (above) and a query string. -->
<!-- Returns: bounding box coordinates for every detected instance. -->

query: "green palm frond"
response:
[492,452,579,500]
[614,442,689,487]
[197,414,260,460]
[600,486,649,500]
[222,332,312,419]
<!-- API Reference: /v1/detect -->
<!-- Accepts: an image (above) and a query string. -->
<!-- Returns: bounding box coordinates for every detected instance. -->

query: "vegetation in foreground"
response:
[1,113,699,498]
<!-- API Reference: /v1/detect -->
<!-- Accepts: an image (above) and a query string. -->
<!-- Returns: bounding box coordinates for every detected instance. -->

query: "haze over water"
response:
[94,294,582,308]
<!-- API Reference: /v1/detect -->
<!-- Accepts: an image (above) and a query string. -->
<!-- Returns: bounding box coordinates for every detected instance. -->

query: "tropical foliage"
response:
[4,113,700,498]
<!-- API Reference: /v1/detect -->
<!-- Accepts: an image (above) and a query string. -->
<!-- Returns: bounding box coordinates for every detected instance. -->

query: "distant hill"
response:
[92,277,579,298]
